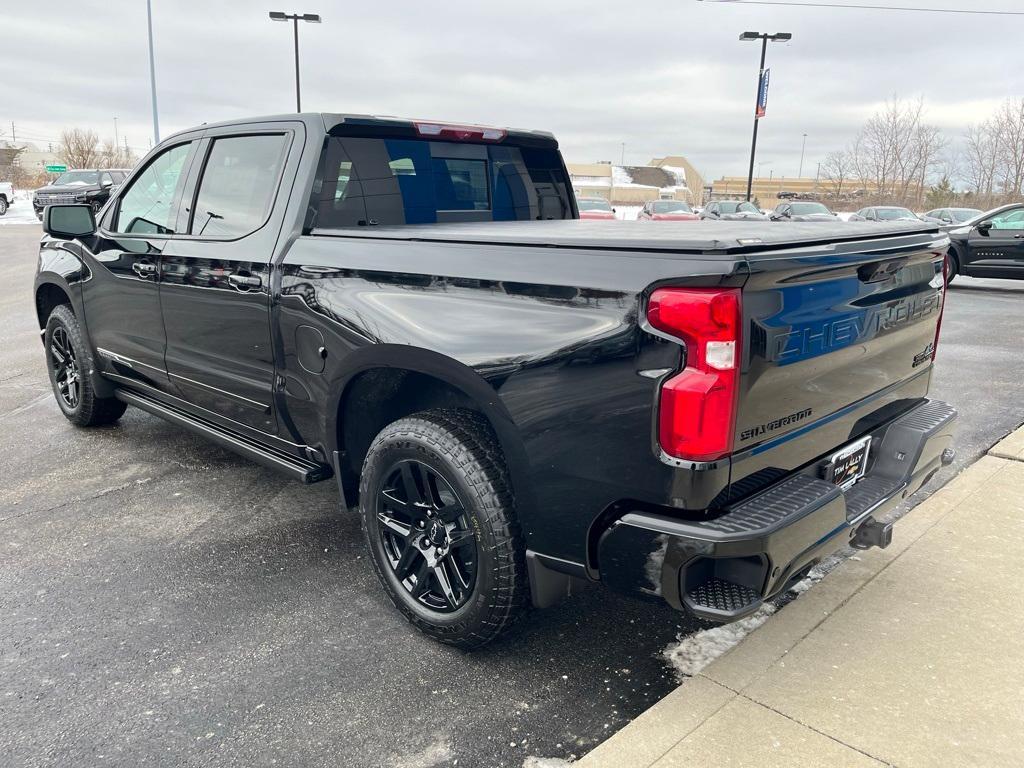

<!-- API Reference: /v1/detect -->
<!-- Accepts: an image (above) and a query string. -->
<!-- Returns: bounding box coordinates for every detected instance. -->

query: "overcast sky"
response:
[2,0,1021,182]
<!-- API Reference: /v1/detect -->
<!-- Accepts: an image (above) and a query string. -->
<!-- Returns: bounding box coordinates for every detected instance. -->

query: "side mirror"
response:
[976,220,993,235]
[940,216,953,224]
[43,204,96,239]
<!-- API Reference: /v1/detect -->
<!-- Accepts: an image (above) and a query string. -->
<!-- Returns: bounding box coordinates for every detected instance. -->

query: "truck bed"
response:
[311,219,941,254]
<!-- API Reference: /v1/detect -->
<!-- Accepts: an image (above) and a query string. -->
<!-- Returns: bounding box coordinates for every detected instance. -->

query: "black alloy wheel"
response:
[359,409,528,649]
[44,304,127,426]
[50,326,81,409]
[376,459,477,613]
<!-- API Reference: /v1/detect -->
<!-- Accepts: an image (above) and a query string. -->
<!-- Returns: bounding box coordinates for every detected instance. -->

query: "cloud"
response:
[1,0,1020,180]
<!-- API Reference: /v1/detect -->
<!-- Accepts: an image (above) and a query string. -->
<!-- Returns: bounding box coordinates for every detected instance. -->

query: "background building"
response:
[568,155,706,206]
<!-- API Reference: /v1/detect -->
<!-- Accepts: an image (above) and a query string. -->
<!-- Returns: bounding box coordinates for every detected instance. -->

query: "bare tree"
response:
[58,128,101,169]
[820,150,854,200]
[963,119,1000,206]
[994,97,1024,200]
[962,98,1024,206]
[850,96,944,207]
[98,140,137,169]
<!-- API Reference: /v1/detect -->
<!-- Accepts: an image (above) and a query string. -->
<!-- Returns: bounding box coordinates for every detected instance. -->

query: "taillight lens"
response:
[932,255,948,361]
[648,287,741,462]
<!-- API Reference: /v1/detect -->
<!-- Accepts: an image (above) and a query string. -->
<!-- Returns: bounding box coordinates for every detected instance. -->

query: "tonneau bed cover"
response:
[312,219,943,254]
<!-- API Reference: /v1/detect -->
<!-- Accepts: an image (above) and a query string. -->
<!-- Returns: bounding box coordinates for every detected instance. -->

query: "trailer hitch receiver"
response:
[851,516,893,550]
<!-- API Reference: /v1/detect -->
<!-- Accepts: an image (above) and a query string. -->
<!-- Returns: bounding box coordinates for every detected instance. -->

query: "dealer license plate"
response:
[823,436,872,489]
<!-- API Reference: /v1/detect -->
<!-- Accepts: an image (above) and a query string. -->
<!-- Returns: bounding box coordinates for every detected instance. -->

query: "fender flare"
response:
[324,344,537,519]
[35,250,115,398]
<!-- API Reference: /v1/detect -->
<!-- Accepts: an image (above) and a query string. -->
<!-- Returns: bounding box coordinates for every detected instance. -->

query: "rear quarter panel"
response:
[275,234,744,563]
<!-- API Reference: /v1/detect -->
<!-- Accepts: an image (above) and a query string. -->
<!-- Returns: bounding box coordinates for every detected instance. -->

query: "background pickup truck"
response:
[34,113,956,648]
[0,180,13,216]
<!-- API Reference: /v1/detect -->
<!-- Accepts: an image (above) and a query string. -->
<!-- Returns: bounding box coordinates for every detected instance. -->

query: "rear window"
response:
[578,198,612,212]
[652,201,692,213]
[310,137,573,228]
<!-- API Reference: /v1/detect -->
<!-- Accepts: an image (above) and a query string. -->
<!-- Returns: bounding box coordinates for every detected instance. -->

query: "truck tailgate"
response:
[733,231,947,474]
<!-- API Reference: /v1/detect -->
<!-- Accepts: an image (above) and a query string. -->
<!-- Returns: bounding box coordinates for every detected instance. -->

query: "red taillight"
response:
[413,122,507,142]
[932,256,948,361]
[648,288,741,462]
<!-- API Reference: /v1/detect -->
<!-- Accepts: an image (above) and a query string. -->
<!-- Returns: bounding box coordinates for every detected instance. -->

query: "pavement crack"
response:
[738,693,894,766]
[0,471,173,526]
[0,391,53,421]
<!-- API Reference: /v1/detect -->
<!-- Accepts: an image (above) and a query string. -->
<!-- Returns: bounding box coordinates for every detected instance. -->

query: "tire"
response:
[359,408,528,649]
[0,197,7,216]
[945,248,959,285]
[44,304,127,427]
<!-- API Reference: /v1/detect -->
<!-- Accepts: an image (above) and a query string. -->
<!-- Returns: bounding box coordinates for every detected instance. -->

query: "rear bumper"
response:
[598,399,956,621]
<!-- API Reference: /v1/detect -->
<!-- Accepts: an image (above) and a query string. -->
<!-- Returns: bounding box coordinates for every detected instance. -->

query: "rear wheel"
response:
[359,409,528,649]
[0,197,8,216]
[44,304,127,427]
[945,248,959,285]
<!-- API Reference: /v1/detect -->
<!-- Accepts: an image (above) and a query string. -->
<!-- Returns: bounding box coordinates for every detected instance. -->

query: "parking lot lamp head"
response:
[268,11,323,112]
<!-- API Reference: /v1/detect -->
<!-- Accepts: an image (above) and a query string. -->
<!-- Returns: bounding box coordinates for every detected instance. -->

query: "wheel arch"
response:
[327,345,536,520]
[35,279,75,330]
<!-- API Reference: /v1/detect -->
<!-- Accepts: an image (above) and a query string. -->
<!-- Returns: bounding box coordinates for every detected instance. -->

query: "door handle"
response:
[132,261,157,278]
[227,272,263,290]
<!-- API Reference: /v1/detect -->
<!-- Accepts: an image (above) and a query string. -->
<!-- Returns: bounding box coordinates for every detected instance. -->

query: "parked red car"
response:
[577,197,616,220]
[638,200,699,221]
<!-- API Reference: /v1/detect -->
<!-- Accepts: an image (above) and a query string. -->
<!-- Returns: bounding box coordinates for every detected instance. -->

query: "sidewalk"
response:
[579,426,1024,768]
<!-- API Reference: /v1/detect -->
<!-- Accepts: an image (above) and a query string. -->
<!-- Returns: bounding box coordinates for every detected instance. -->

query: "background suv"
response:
[34,169,130,219]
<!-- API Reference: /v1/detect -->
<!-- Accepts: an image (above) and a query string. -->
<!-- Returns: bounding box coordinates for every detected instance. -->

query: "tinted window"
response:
[114,142,192,235]
[312,137,572,228]
[652,201,692,213]
[876,207,916,221]
[951,208,982,222]
[54,171,100,186]
[992,210,1024,230]
[191,134,289,238]
[790,202,830,215]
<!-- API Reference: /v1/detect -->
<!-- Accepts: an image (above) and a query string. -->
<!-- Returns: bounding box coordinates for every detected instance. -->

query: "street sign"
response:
[756,68,770,119]
[45,164,67,173]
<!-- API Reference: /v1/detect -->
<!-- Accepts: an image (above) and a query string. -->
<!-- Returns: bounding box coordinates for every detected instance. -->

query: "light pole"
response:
[798,133,807,178]
[269,11,322,112]
[146,0,160,144]
[740,31,791,202]
[113,117,119,149]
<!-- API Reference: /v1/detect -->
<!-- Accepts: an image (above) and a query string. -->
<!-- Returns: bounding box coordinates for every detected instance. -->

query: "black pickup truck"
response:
[34,114,956,648]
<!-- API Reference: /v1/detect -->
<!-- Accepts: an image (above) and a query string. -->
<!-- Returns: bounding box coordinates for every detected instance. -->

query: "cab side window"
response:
[113,142,193,235]
[190,134,289,239]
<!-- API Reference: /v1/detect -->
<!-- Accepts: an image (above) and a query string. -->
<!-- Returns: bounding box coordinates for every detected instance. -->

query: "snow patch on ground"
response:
[663,605,777,680]
[614,205,641,220]
[662,556,843,682]
[0,190,40,226]
[523,757,574,767]
[390,736,452,768]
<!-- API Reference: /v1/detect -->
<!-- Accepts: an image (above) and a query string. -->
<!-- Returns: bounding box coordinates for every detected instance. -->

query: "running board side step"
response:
[115,390,332,484]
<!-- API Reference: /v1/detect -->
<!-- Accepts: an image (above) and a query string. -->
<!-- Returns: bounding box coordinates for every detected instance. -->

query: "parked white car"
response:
[0,181,13,216]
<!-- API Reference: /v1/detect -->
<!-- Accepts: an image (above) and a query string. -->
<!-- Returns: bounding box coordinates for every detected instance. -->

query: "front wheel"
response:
[0,197,8,216]
[44,304,127,427]
[359,409,528,649]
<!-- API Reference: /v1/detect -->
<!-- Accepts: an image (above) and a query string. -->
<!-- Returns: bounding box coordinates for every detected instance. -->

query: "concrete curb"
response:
[578,423,1024,767]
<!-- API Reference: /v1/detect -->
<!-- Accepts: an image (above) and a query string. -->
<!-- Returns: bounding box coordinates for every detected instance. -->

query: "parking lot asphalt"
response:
[1,224,1022,768]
